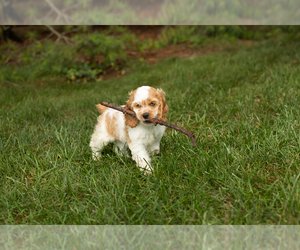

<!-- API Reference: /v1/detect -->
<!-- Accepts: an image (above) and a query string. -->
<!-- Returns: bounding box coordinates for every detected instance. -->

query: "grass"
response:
[1,34,300,225]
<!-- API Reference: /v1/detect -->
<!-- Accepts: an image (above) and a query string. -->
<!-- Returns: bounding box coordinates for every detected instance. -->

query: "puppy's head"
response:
[124,86,169,128]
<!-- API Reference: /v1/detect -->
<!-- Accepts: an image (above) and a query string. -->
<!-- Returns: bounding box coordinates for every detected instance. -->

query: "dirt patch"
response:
[127,25,165,40]
[102,39,258,81]
[129,38,258,64]
[137,44,209,63]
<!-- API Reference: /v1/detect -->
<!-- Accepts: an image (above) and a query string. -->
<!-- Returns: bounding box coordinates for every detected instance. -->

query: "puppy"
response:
[90,86,169,172]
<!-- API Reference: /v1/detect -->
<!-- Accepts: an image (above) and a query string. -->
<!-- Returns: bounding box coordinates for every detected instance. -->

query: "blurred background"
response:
[1,0,300,25]
[1,25,300,84]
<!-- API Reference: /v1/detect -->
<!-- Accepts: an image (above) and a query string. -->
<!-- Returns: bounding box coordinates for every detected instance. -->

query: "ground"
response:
[2,26,300,225]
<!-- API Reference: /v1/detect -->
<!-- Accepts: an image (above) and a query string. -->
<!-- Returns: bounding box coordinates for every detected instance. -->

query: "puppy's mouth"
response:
[142,115,159,124]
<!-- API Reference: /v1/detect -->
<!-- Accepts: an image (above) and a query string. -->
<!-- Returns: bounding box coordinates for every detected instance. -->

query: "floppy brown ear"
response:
[157,89,169,122]
[124,92,139,128]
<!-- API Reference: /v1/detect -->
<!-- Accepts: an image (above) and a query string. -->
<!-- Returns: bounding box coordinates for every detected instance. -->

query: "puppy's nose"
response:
[142,113,149,119]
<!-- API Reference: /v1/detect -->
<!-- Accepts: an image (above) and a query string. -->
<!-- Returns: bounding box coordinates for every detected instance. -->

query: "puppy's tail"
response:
[96,104,109,114]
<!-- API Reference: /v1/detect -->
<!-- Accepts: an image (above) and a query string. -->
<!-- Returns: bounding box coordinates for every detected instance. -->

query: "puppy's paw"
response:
[92,152,101,161]
[138,160,153,174]
[151,149,160,155]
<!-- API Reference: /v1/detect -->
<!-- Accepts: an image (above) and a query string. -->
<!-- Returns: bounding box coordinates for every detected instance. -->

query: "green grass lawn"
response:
[1,36,300,225]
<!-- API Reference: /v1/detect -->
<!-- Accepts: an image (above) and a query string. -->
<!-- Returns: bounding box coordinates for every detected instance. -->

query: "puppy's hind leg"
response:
[90,132,114,160]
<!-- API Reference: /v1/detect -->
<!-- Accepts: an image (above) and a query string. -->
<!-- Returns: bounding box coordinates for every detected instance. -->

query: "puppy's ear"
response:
[124,91,139,128]
[157,88,169,122]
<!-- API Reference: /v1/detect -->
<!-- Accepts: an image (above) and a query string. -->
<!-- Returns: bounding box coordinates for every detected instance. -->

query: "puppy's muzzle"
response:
[142,113,149,119]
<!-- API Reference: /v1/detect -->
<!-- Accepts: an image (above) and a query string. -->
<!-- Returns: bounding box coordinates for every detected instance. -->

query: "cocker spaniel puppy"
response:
[90,86,169,172]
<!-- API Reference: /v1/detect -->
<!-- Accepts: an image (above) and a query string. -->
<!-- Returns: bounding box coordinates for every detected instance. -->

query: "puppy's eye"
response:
[136,104,141,108]
[150,103,155,106]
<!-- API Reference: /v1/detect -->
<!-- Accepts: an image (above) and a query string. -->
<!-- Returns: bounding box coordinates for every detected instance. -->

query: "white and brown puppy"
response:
[90,86,169,172]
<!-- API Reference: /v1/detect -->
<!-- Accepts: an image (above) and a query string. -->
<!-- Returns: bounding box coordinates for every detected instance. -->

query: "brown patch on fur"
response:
[147,87,157,98]
[105,112,119,139]
[96,104,108,114]
[145,96,159,120]
[124,89,139,128]
[156,88,169,121]
[124,124,132,144]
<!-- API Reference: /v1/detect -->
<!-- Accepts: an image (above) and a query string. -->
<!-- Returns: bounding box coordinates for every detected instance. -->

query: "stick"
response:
[45,25,72,44]
[100,102,197,147]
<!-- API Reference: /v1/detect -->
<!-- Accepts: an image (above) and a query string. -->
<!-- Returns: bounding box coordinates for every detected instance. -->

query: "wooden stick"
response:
[45,25,72,44]
[100,102,197,147]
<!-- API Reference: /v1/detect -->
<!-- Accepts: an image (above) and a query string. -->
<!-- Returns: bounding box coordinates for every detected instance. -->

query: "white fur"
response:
[89,86,167,173]
[127,122,165,171]
[133,86,150,103]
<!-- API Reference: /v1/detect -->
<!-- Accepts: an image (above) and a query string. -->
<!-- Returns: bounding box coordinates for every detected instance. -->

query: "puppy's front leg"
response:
[149,142,160,155]
[129,143,152,172]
